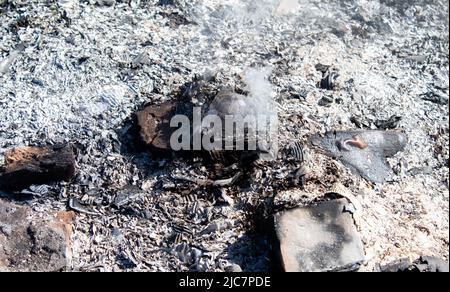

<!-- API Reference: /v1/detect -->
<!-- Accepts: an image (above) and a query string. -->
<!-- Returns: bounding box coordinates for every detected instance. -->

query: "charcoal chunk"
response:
[319,72,338,90]
[136,102,177,153]
[0,144,75,191]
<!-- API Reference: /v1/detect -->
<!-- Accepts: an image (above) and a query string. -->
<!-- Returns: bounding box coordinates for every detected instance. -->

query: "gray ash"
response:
[0,0,448,272]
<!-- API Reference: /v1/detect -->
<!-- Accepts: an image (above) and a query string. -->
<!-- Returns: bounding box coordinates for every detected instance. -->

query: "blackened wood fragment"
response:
[0,144,75,191]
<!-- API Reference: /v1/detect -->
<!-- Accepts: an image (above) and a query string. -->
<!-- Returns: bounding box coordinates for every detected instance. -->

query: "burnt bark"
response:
[0,144,75,191]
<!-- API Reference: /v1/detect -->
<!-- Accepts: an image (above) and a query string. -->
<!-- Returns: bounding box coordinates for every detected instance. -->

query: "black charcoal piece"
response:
[319,72,338,90]
[136,101,177,153]
[0,144,75,191]
[375,115,402,130]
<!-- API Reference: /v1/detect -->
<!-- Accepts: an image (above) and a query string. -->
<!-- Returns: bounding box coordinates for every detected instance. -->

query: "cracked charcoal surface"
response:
[0,0,449,271]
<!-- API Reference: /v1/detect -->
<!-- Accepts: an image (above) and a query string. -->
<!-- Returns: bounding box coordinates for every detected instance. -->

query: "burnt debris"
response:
[273,198,365,272]
[310,130,408,183]
[137,101,178,153]
[136,75,277,167]
[319,71,339,90]
[375,115,402,130]
[380,256,449,273]
[0,144,76,192]
[316,63,338,91]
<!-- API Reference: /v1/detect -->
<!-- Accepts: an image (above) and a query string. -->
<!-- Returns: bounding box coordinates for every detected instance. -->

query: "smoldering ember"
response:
[0,0,448,273]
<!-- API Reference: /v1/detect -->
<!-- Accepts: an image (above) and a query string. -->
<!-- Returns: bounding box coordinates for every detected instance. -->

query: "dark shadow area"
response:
[225,196,276,272]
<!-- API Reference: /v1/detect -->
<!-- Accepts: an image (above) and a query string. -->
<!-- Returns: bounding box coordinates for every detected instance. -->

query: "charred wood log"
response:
[0,144,75,191]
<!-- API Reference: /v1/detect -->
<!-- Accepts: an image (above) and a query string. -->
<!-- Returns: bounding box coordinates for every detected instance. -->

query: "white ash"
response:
[0,0,449,271]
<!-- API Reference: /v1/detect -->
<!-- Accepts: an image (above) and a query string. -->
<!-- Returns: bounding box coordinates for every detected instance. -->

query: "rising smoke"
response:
[187,0,289,118]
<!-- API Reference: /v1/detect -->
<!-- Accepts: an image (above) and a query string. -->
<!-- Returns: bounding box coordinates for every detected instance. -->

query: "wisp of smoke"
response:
[188,0,294,70]
[244,66,277,117]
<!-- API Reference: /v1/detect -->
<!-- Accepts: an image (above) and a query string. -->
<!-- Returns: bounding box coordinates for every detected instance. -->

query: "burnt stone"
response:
[0,200,74,272]
[274,198,365,272]
[0,144,76,191]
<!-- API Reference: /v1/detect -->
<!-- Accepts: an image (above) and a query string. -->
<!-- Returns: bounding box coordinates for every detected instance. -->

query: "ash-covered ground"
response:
[0,0,448,271]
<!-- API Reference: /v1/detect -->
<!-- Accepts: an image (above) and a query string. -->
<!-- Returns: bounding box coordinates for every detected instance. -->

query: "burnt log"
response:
[0,144,75,191]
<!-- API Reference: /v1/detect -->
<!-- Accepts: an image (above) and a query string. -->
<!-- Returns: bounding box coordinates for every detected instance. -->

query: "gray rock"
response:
[413,256,449,272]
[0,200,74,272]
[310,130,407,183]
[274,198,365,272]
[379,258,413,272]
[380,256,449,272]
